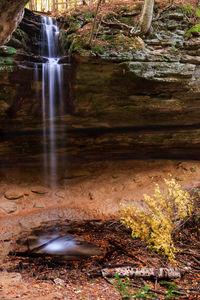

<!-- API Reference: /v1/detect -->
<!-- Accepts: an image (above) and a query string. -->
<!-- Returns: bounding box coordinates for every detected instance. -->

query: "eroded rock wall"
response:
[1,5,200,162]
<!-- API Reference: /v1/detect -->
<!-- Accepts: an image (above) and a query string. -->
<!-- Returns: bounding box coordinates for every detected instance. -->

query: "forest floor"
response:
[0,159,200,299]
[0,219,199,300]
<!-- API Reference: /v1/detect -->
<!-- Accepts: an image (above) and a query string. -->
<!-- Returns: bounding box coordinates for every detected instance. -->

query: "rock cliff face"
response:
[1,5,200,162]
[0,0,29,46]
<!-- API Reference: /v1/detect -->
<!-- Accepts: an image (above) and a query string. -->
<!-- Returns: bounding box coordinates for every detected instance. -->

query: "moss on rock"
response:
[0,46,17,56]
[7,37,23,49]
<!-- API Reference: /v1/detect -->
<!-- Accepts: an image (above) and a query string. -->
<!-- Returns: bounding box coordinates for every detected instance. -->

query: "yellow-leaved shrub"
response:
[120,177,193,260]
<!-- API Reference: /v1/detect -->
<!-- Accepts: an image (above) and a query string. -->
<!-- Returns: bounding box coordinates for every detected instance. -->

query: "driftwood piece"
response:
[101,266,191,279]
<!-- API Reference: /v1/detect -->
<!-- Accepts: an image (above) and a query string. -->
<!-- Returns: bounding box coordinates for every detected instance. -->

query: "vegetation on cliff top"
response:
[56,0,200,57]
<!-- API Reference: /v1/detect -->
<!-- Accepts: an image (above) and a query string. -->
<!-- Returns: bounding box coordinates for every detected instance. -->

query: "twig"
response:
[101,17,135,35]
[107,239,148,266]
[154,277,158,291]
[180,251,200,259]
[89,0,103,46]
[153,0,174,21]
[148,288,166,296]
[94,16,103,40]
[191,256,200,265]
[171,290,188,296]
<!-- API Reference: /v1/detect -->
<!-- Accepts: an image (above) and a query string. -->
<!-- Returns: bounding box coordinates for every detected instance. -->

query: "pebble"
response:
[133,177,140,183]
[175,176,184,181]
[112,174,119,179]
[0,201,17,214]
[53,278,66,286]
[55,190,65,198]
[190,167,196,173]
[4,189,24,200]
[64,169,90,179]
[31,186,49,194]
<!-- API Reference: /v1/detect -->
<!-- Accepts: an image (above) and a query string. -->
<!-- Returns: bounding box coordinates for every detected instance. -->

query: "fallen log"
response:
[101,266,191,279]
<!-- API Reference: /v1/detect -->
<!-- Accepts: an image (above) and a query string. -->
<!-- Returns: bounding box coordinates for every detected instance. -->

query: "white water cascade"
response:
[35,16,64,190]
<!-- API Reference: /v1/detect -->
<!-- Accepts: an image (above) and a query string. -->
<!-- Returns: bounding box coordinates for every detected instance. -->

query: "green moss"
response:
[112,34,143,52]
[118,16,135,26]
[14,28,25,39]
[70,36,87,53]
[67,15,83,33]
[91,43,105,54]
[7,37,22,49]
[82,10,94,23]
[120,6,130,13]
[0,57,13,65]
[60,30,76,51]
[3,57,13,65]
[0,46,17,56]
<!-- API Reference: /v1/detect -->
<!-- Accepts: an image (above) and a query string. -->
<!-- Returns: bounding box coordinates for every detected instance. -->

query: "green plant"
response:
[132,286,156,299]
[120,177,193,260]
[111,276,181,299]
[111,275,156,299]
[111,274,132,298]
[185,23,200,37]
[160,281,180,299]
[178,2,200,18]
[85,16,92,22]
[178,2,200,38]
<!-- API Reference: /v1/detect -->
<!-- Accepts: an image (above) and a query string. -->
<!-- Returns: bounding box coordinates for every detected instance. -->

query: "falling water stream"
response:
[35,16,64,190]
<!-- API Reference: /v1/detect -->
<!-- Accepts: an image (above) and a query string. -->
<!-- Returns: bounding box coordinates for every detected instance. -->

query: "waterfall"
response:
[35,16,64,190]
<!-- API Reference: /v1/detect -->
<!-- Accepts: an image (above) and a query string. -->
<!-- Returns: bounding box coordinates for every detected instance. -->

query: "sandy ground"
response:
[0,271,120,300]
[0,159,200,237]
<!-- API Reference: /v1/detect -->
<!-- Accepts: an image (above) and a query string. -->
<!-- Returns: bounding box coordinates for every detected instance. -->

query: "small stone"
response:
[190,167,196,173]
[133,177,140,183]
[34,203,45,208]
[0,46,17,56]
[175,176,184,181]
[64,169,90,179]
[88,192,93,200]
[112,174,119,179]
[0,201,17,214]
[31,186,49,194]
[168,12,184,20]
[55,190,65,198]
[53,278,65,286]
[4,189,24,200]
